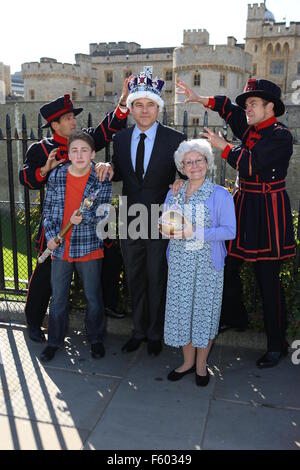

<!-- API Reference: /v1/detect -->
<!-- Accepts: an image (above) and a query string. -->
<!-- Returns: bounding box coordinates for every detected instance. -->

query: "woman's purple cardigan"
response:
[165,184,236,271]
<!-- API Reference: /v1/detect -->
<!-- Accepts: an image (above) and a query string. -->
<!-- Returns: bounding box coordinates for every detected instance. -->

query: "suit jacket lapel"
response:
[123,127,136,180]
[143,123,164,184]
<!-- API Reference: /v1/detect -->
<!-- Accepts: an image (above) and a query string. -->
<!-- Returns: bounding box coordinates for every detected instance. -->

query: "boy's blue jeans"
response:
[48,258,106,348]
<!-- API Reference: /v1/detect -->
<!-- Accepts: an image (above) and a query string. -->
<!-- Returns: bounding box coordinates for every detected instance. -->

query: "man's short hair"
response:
[68,131,95,152]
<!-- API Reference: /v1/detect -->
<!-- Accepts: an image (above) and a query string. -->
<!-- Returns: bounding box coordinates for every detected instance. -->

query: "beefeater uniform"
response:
[205,79,295,352]
[19,94,129,331]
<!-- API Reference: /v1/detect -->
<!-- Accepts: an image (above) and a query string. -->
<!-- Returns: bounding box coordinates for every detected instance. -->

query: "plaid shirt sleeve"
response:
[43,172,58,242]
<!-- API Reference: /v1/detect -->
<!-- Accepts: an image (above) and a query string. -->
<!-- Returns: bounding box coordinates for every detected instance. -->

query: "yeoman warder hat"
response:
[236,78,285,117]
[40,94,83,128]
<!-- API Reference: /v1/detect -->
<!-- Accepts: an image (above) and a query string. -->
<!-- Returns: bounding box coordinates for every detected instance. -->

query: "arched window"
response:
[283,43,289,56]
[275,43,281,56]
[266,43,273,55]
[194,74,201,86]
[165,70,173,81]
[220,74,226,87]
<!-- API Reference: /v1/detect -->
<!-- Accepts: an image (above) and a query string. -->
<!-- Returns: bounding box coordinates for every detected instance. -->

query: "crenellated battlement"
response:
[263,21,300,37]
[183,29,209,46]
[247,3,266,20]
[21,58,92,77]
[89,42,141,55]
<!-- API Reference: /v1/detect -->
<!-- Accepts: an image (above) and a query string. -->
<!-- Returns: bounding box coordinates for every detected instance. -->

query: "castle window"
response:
[254,44,258,53]
[29,89,35,100]
[165,70,173,81]
[105,71,113,83]
[89,91,92,97]
[297,63,300,75]
[270,60,284,75]
[194,74,201,87]
[104,91,113,96]
[219,74,226,87]
[253,64,257,76]
[192,118,199,126]
[72,89,78,100]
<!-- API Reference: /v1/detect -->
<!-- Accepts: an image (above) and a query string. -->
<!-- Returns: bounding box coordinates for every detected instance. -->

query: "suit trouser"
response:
[102,243,123,311]
[121,238,168,341]
[222,256,287,351]
[25,256,52,328]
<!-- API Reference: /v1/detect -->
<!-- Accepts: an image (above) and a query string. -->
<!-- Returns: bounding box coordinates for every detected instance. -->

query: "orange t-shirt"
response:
[62,169,103,262]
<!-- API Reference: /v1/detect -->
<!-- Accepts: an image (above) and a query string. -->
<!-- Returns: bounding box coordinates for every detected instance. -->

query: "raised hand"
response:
[176,78,209,107]
[40,148,65,177]
[119,75,134,106]
[199,127,227,151]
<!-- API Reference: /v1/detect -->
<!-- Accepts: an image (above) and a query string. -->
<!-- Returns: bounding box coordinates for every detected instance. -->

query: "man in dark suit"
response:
[111,68,185,356]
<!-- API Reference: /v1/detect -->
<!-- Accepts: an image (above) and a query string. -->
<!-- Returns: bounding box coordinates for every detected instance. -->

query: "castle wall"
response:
[174,35,252,126]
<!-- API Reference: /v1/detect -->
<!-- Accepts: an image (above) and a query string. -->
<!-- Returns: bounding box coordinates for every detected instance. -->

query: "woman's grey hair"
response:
[174,138,214,175]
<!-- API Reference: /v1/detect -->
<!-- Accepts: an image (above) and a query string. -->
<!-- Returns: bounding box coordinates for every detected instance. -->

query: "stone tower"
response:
[245,2,300,98]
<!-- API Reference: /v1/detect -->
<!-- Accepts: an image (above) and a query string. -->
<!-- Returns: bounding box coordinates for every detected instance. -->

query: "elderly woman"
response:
[163,139,236,386]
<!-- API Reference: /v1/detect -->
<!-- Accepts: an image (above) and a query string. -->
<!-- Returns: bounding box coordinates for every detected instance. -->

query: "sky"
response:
[1,0,299,73]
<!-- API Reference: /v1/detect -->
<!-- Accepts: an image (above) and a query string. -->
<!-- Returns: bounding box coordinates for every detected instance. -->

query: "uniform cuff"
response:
[222,144,233,160]
[115,105,130,120]
[204,97,215,110]
[35,168,46,182]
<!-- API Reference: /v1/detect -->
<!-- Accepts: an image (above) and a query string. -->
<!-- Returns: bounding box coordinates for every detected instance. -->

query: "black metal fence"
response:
[0,110,299,314]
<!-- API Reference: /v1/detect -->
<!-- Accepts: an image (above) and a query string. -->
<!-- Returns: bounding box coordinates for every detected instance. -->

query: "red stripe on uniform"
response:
[271,193,280,258]
[236,149,245,171]
[222,97,228,117]
[100,122,109,142]
[281,191,286,246]
[23,169,34,189]
[225,112,232,122]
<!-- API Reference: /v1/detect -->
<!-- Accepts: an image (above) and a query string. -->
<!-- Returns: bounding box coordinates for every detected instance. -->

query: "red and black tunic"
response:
[206,96,296,262]
[19,105,129,252]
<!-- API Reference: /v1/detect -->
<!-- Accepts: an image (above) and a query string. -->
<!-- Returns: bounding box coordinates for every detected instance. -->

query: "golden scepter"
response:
[38,190,99,264]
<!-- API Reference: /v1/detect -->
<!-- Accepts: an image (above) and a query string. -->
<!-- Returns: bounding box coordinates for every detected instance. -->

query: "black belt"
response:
[239,180,286,194]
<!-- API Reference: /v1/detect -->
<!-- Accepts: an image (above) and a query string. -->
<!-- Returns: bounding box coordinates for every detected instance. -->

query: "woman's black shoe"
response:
[167,365,195,382]
[195,367,210,387]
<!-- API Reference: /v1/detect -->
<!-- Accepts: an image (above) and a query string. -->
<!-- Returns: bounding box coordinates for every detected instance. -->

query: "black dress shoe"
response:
[28,325,46,343]
[91,342,105,359]
[122,337,143,353]
[147,340,162,356]
[218,323,247,334]
[256,349,288,369]
[195,367,210,387]
[40,346,58,362]
[167,365,196,382]
[105,308,126,319]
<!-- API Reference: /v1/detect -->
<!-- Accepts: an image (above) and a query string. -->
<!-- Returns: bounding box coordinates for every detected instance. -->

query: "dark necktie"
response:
[135,133,146,184]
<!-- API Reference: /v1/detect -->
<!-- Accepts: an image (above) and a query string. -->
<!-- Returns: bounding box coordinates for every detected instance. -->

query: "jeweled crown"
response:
[128,66,165,96]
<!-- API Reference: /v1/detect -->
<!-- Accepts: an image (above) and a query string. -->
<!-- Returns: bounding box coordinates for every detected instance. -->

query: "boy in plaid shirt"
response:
[40,131,112,362]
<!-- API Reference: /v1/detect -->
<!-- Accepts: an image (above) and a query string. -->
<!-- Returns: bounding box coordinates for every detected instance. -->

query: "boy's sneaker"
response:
[91,342,105,359]
[40,346,58,363]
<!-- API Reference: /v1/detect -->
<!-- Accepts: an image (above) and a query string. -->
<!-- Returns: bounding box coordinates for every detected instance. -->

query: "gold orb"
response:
[159,209,185,236]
